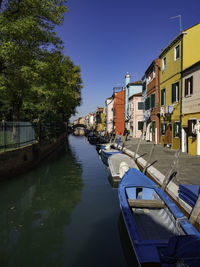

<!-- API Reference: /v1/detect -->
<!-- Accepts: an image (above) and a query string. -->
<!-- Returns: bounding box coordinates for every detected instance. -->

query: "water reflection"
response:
[0,135,128,267]
[0,142,83,266]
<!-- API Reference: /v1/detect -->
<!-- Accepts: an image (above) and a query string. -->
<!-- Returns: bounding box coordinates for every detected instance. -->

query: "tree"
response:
[0,0,69,120]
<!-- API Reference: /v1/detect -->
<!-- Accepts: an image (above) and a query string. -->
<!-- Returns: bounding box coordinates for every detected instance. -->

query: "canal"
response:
[0,135,138,267]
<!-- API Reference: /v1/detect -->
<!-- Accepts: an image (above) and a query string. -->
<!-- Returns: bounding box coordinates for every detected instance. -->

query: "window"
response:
[175,44,180,60]
[145,97,150,110]
[174,122,180,138]
[185,76,193,97]
[138,121,144,130]
[188,119,196,137]
[142,81,146,92]
[138,102,143,110]
[161,123,166,135]
[161,89,166,106]
[162,57,166,71]
[151,93,155,109]
[172,82,179,103]
[153,66,156,78]
[152,121,155,133]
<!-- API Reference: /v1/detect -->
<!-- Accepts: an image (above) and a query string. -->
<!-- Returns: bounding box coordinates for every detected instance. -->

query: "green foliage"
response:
[0,0,82,124]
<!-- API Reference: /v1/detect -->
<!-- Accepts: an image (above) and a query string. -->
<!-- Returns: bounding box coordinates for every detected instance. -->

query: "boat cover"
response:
[179,184,200,207]
[160,235,200,266]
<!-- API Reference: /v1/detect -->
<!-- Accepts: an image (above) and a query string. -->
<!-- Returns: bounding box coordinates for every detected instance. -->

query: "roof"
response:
[182,60,200,76]
[127,80,142,87]
[129,92,142,99]
[145,58,160,75]
[159,22,200,58]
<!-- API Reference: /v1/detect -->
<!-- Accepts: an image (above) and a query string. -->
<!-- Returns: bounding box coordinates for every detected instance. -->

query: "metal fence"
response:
[0,122,36,151]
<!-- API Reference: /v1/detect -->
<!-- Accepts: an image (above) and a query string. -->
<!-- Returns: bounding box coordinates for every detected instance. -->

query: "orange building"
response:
[113,89,125,135]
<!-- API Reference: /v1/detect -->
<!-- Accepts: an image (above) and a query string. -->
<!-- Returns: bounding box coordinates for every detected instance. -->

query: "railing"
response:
[0,121,66,152]
[0,122,36,151]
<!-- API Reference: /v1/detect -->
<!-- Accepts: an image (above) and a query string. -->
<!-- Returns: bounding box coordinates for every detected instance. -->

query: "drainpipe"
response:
[180,34,183,150]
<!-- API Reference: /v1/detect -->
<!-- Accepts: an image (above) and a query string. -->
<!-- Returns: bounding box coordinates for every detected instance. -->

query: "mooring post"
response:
[121,134,127,150]
[161,149,181,191]
[143,143,155,174]
[133,133,143,161]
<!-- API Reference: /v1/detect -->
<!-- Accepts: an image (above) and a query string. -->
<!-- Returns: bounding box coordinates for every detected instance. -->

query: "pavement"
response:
[122,137,200,185]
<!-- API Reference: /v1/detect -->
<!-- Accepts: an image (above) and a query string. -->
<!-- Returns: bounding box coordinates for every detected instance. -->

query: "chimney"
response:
[125,72,130,86]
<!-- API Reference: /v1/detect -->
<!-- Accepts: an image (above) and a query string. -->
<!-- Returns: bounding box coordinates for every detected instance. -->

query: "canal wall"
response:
[0,133,67,181]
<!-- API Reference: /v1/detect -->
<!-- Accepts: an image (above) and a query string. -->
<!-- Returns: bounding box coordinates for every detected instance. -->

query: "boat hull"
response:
[118,168,200,266]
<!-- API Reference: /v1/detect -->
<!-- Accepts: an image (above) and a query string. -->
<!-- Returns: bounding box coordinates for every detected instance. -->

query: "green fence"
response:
[0,122,36,151]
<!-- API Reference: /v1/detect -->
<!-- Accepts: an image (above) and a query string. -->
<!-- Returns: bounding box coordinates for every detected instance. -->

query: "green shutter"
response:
[161,89,165,105]
[151,94,155,108]
[138,102,143,110]
[172,84,176,103]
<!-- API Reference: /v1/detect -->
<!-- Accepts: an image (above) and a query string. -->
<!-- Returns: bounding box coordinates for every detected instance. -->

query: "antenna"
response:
[170,15,182,32]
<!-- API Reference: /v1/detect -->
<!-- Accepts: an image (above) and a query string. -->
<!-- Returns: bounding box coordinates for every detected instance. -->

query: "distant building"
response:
[105,97,114,134]
[113,89,125,135]
[128,92,143,138]
[95,107,105,132]
[124,73,142,130]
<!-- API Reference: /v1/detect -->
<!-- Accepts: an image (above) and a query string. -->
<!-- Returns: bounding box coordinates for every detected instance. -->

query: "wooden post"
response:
[189,194,200,225]
[121,134,127,150]
[161,149,181,191]
[113,131,118,144]
[143,143,155,174]
[133,133,143,160]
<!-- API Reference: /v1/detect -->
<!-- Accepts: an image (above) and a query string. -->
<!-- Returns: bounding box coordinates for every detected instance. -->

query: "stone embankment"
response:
[0,133,67,181]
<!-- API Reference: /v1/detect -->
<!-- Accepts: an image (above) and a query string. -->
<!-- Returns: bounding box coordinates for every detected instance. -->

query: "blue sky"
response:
[56,0,200,122]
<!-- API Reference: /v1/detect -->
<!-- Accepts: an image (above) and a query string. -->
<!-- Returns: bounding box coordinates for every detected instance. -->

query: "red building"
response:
[113,89,125,135]
[145,58,160,144]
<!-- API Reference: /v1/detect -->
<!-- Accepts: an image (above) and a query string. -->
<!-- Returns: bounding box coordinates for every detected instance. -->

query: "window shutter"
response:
[172,84,176,103]
[190,76,193,95]
[161,89,165,105]
[185,79,188,96]
[177,82,179,101]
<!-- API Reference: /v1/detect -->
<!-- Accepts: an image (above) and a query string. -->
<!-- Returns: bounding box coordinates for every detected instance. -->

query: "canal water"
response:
[0,135,138,267]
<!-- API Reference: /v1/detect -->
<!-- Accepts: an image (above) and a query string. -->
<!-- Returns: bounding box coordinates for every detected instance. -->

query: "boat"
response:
[108,153,139,182]
[100,148,122,166]
[118,168,200,266]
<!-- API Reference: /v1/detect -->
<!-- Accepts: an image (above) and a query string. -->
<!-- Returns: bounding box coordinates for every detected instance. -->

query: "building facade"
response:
[129,92,143,138]
[182,61,200,155]
[113,89,125,135]
[105,97,114,135]
[144,59,160,144]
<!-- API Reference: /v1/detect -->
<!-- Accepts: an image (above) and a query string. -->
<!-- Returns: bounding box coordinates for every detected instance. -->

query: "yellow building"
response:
[159,22,200,152]
[95,107,105,132]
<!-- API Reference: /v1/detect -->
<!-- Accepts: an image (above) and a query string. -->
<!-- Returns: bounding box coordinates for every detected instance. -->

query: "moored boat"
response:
[100,148,122,166]
[108,153,139,182]
[118,168,200,266]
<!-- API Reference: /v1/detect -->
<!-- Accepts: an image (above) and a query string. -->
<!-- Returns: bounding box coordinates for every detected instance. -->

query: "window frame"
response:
[185,76,193,97]
[161,123,166,136]
[174,44,180,61]
[161,88,166,106]
[162,57,166,71]
[173,121,181,138]
[138,102,143,110]
[188,119,197,137]
[172,82,179,103]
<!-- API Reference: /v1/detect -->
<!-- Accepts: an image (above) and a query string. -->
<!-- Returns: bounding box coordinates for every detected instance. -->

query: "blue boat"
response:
[118,168,200,266]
